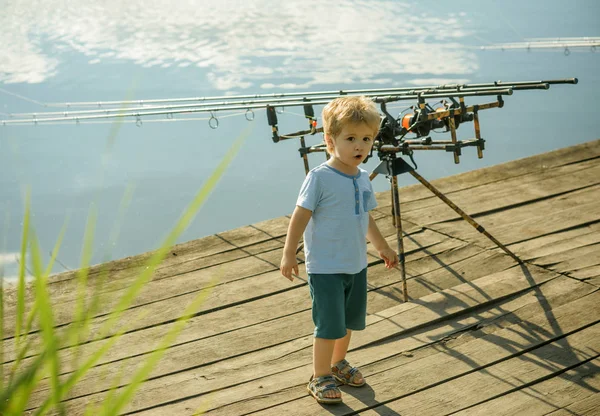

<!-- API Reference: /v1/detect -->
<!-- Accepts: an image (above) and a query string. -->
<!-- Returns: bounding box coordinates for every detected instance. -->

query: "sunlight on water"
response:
[1,0,477,89]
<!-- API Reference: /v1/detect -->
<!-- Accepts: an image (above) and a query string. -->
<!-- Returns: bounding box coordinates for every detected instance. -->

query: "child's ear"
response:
[324,133,335,150]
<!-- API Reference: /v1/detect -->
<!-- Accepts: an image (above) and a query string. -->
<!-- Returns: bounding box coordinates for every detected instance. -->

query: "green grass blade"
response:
[0,210,7,390]
[70,205,97,370]
[33,328,125,416]
[0,264,3,393]
[6,215,70,378]
[8,335,35,384]
[0,346,48,414]
[100,275,218,415]
[99,125,251,415]
[29,232,62,412]
[16,190,31,344]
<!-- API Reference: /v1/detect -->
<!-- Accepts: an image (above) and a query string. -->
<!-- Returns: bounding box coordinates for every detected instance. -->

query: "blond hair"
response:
[322,96,380,139]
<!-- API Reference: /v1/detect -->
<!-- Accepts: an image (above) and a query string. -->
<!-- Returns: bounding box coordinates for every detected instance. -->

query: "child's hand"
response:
[280,253,299,281]
[379,247,399,269]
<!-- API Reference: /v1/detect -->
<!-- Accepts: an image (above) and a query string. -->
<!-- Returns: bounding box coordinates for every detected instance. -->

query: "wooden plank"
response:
[1,235,476,371]
[2,243,250,319]
[536,244,600,276]
[217,225,274,248]
[27,265,564,413]
[374,139,600,209]
[450,361,600,415]
[2,254,278,335]
[428,190,600,250]
[2,234,473,363]
[50,233,238,285]
[251,217,290,238]
[544,392,600,416]
[249,293,600,416]
[567,265,600,281]
[4,228,285,321]
[127,281,598,416]
[367,250,516,311]
[509,222,600,260]
[586,276,600,287]
[2,265,305,365]
[359,329,600,416]
[534,243,600,267]
[386,156,600,225]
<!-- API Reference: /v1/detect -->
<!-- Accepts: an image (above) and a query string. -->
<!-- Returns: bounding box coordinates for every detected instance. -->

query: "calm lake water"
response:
[1,0,599,280]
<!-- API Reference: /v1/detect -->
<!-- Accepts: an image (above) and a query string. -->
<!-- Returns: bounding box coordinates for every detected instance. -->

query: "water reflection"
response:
[1,0,477,88]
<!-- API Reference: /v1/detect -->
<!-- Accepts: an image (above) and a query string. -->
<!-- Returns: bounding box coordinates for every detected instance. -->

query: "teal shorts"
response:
[308,268,367,339]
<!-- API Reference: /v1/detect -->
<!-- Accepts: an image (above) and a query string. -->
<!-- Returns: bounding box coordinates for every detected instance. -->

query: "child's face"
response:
[327,122,375,173]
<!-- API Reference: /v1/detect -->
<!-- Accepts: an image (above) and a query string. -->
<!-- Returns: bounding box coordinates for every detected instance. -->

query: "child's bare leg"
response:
[331,329,352,364]
[332,329,364,384]
[313,337,341,399]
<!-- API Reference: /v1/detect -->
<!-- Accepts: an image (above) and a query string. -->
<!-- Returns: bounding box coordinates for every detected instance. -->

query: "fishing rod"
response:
[480,37,599,55]
[11,78,577,109]
[270,78,578,170]
[270,76,577,302]
[7,86,523,119]
[1,88,515,126]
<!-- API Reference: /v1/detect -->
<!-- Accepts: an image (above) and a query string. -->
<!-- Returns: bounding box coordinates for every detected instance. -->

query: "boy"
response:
[280,96,399,404]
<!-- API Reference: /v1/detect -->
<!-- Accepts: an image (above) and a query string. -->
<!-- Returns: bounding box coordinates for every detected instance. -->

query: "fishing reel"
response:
[375,97,475,148]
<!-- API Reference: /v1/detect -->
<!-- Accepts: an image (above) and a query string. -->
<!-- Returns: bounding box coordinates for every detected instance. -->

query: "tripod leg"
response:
[300,136,310,174]
[391,176,409,302]
[390,186,396,227]
[409,169,522,264]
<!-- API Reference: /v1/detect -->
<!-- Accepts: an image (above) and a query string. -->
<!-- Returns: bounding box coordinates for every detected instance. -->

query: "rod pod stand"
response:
[370,152,523,302]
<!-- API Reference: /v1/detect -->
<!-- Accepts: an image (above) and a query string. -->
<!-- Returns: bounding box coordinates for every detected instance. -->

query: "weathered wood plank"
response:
[2,231,468,361]
[509,222,600,260]
[451,361,600,416]
[428,189,600,250]
[586,276,600,287]
[2,254,278,335]
[367,250,516,311]
[383,156,600,226]
[359,329,600,416]
[567,265,600,281]
[2,234,473,363]
[3,235,475,382]
[2,243,254,320]
[544,392,600,416]
[132,281,598,416]
[374,139,600,209]
[3,228,286,322]
[51,233,238,285]
[251,216,291,238]
[217,225,275,248]
[535,244,600,276]
[250,293,600,416]
[30,264,562,413]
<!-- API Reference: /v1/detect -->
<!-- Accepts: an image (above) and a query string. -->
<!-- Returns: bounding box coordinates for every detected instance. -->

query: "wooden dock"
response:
[3,139,600,415]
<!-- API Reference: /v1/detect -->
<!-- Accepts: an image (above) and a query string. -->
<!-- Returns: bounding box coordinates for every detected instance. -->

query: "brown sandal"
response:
[307,375,343,404]
[331,359,366,387]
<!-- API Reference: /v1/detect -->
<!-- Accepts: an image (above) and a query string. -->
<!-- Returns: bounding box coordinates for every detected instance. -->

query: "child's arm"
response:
[280,205,312,281]
[366,214,399,269]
